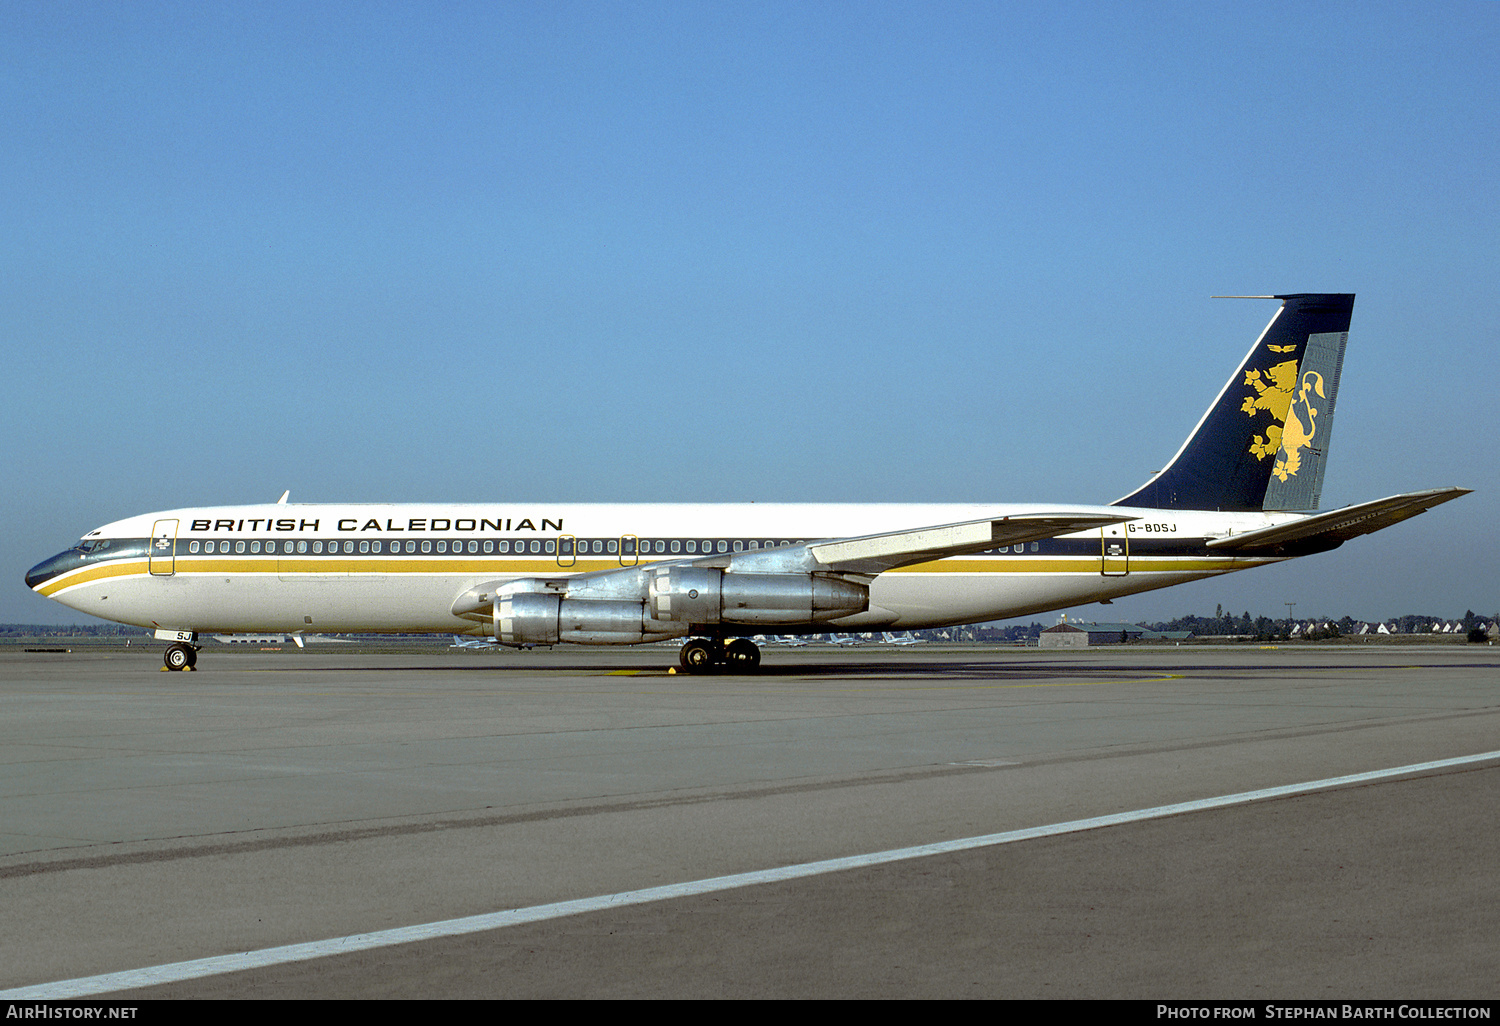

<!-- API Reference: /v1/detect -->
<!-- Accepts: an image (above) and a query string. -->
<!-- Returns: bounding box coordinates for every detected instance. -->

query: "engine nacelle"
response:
[493,592,685,647]
[647,567,867,624]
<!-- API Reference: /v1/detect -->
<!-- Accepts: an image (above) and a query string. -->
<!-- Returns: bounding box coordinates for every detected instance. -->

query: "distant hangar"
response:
[1039,622,1193,648]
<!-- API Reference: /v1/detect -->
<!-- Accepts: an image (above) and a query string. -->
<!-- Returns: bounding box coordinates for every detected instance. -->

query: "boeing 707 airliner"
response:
[26,294,1469,673]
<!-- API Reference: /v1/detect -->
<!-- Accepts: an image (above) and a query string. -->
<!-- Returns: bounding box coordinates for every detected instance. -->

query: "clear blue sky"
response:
[4,1,1495,626]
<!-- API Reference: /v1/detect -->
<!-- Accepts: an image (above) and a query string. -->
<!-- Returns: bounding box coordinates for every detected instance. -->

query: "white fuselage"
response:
[32,502,1296,638]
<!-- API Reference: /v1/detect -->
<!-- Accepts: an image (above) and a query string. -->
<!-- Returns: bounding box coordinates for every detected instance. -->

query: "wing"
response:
[695,511,1137,576]
[451,510,1135,619]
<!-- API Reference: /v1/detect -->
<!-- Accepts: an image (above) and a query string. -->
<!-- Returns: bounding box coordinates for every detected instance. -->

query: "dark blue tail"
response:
[1114,294,1354,512]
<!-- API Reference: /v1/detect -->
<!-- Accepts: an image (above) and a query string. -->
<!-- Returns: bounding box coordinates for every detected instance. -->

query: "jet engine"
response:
[493,592,685,646]
[646,567,867,624]
[477,566,870,647]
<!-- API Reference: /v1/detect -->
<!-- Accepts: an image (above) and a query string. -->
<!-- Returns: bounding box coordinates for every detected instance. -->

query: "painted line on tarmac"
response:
[6,749,1497,999]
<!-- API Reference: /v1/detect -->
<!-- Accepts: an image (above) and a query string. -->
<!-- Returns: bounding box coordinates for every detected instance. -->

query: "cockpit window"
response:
[78,540,112,554]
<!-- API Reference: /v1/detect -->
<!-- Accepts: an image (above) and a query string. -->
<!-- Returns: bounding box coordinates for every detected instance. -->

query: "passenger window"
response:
[468,540,478,554]
[686,541,696,553]
[483,540,493,553]
[235,541,246,554]
[421,541,432,554]
[717,541,727,553]
[607,540,617,554]
[437,541,447,554]
[545,540,555,554]
[189,541,199,553]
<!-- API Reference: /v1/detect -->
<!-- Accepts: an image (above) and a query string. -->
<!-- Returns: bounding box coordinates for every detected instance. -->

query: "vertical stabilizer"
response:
[1114,294,1353,511]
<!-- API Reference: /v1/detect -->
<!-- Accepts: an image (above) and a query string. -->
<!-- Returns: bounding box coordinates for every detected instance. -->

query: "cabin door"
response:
[149,519,179,576]
[1100,525,1130,576]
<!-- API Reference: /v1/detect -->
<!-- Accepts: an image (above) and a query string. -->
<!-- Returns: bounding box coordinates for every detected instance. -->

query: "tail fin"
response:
[1114,293,1354,512]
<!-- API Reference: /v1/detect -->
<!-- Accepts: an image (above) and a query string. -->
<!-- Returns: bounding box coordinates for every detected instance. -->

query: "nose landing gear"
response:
[155,629,200,671]
[163,643,198,671]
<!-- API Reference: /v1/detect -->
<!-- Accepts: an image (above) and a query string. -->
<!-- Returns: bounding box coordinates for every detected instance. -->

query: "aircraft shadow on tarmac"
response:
[234,655,1499,681]
[237,658,1204,681]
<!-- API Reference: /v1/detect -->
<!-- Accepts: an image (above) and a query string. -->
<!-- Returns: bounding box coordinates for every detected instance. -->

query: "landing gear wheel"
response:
[724,638,761,673]
[164,643,196,671]
[679,639,718,674]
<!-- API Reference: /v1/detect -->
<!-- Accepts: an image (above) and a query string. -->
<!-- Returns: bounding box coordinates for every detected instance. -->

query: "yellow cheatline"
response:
[41,553,1274,598]
[888,558,1260,574]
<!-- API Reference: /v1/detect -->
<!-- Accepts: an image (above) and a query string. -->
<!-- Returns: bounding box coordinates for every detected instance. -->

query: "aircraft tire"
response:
[679,639,716,674]
[724,638,761,673]
[164,644,193,671]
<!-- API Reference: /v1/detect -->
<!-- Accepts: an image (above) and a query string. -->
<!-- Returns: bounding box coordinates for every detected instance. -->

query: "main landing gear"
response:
[678,637,761,675]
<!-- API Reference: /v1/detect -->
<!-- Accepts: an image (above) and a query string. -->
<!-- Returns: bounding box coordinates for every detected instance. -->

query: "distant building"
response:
[1039,623,1089,648]
[1039,622,1192,648]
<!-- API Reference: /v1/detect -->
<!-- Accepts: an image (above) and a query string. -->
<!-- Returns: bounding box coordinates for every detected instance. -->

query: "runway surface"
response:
[1,645,1496,998]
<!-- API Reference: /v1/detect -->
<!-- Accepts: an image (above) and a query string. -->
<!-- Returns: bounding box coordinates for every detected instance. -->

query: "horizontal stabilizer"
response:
[1205,488,1470,553]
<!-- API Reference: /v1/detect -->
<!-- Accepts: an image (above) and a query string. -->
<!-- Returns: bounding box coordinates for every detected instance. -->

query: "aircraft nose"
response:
[26,550,77,591]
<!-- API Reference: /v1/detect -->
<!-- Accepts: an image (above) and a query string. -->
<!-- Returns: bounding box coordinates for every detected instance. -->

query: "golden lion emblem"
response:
[1241,355,1323,481]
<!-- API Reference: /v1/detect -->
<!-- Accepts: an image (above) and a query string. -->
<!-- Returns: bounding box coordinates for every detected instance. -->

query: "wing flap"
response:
[1206,487,1470,552]
[804,512,1134,575]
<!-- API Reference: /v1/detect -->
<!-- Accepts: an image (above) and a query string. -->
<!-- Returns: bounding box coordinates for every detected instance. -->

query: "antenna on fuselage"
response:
[277,490,290,504]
